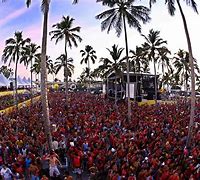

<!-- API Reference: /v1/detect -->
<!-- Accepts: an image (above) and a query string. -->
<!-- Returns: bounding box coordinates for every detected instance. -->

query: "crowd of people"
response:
[0,91,39,110]
[0,92,199,180]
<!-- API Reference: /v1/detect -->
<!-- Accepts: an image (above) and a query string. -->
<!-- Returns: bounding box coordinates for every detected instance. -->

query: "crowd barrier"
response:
[0,90,26,97]
[0,96,40,115]
[138,100,156,106]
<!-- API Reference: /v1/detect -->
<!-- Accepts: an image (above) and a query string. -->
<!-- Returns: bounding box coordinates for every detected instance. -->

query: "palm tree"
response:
[80,45,97,92]
[142,29,167,101]
[173,50,200,92]
[26,0,53,151]
[100,44,125,105]
[129,46,149,73]
[0,65,13,79]
[20,43,40,104]
[77,69,89,90]
[46,56,55,78]
[2,31,30,108]
[157,47,171,77]
[149,0,198,150]
[31,55,41,79]
[31,54,55,79]
[161,71,174,91]
[129,46,149,101]
[49,15,82,103]
[173,49,190,91]
[157,47,171,89]
[54,54,74,82]
[96,0,151,120]
[25,0,79,151]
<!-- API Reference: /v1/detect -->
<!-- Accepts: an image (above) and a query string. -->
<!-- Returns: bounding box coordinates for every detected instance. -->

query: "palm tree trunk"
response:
[114,76,117,105]
[162,62,165,88]
[177,0,195,148]
[154,59,158,102]
[183,67,186,92]
[14,57,19,110]
[135,74,138,102]
[106,76,109,98]
[30,58,33,105]
[40,4,53,151]
[88,60,91,93]
[123,14,131,120]
[64,38,69,106]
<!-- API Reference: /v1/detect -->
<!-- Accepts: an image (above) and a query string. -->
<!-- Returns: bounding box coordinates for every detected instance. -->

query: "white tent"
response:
[22,76,31,86]
[0,73,10,87]
[17,76,26,87]
[27,77,31,84]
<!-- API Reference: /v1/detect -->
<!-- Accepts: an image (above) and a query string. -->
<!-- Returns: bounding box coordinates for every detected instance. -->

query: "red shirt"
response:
[73,156,81,168]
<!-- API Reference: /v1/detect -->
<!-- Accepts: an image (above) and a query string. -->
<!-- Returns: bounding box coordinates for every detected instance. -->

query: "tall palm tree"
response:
[80,45,97,92]
[31,54,55,79]
[20,43,40,104]
[46,56,55,78]
[100,44,125,105]
[157,47,171,77]
[173,49,190,91]
[26,0,79,151]
[129,46,149,101]
[26,0,53,151]
[129,46,149,73]
[161,71,175,91]
[31,55,41,79]
[2,31,30,108]
[50,15,82,103]
[142,29,167,101]
[54,54,74,82]
[173,49,200,92]
[157,47,171,89]
[96,0,151,120]
[149,0,198,149]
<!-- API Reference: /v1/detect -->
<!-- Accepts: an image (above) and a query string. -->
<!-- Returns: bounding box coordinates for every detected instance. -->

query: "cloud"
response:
[0,7,29,27]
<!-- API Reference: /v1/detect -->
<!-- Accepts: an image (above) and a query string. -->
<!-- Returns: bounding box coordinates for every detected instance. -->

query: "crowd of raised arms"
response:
[0,92,199,180]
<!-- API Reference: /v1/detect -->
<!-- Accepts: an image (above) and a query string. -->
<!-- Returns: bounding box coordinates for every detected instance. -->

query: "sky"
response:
[0,0,200,81]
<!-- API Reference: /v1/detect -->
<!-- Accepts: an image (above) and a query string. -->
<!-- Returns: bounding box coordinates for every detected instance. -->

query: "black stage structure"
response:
[106,72,159,101]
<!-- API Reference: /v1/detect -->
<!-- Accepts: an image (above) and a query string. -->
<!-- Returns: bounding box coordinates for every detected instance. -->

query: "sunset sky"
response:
[0,0,200,81]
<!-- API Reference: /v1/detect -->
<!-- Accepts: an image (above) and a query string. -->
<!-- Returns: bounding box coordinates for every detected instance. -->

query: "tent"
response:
[0,73,10,87]
[22,77,31,86]
[17,76,27,87]
[27,77,31,84]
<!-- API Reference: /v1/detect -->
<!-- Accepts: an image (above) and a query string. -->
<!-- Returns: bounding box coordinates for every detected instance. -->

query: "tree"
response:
[50,15,82,103]
[2,31,30,108]
[20,43,40,104]
[173,49,200,92]
[149,0,198,149]
[31,54,41,79]
[54,54,74,82]
[99,44,125,105]
[96,0,151,120]
[80,45,97,92]
[0,65,13,79]
[26,0,79,151]
[129,46,149,73]
[129,46,150,101]
[26,0,53,151]
[173,49,190,91]
[157,47,171,77]
[142,29,167,101]
[46,56,55,79]
[31,54,55,78]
